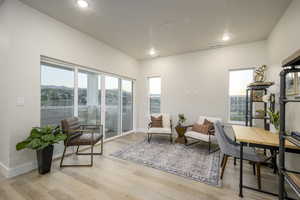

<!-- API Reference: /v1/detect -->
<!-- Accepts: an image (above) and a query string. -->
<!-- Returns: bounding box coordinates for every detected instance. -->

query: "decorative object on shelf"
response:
[16,126,66,174]
[252,90,264,101]
[254,65,267,82]
[267,110,279,133]
[175,125,188,144]
[177,113,186,126]
[255,109,265,118]
[286,72,298,96]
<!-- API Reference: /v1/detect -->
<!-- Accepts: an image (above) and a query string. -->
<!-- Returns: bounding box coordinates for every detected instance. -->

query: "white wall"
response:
[0,0,139,177]
[138,41,268,129]
[0,0,12,176]
[267,0,300,171]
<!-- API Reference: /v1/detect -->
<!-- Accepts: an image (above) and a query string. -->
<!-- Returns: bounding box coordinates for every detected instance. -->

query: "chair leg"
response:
[170,134,172,143]
[221,154,225,166]
[256,163,261,190]
[208,141,211,153]
[234,157,237,166]
[60,140,103,167]
[60,145,67,168]
[76,145,80,154]
[148,133,152,143]
[220,155,228,179]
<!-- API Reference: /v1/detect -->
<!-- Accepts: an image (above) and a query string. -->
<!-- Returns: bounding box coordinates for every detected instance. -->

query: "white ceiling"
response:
[20,0,291,60]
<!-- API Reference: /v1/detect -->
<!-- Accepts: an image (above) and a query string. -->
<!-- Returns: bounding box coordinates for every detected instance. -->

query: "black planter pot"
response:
[36,145,54,175]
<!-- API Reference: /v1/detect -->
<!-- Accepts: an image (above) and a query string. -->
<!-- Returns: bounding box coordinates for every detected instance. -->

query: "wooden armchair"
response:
[60,117,103,167]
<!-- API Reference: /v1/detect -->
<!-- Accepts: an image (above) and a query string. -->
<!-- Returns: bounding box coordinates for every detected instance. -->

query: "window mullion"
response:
[74,68,79,117]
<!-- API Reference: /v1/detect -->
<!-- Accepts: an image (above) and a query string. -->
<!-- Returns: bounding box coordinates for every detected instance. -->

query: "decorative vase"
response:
[36,145,54,174]
[270,124,278,134]
[175,125,187,144]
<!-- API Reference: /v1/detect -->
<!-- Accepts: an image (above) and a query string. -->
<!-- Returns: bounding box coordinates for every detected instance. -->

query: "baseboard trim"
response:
[3,132,138,178]
[0,162,9,178]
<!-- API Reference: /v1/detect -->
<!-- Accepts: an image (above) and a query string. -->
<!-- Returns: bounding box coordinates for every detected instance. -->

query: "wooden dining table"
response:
[232,125,300,198]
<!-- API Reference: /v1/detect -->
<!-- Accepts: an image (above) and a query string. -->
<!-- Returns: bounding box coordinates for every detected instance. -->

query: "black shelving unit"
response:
[245,84,274,129]
[279,49,300,200]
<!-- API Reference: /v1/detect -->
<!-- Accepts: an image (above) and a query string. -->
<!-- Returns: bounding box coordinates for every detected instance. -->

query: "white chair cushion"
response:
[197,116,222,124]
[148,128,172,134]
[150,113,171,128]
[185,131,216,142]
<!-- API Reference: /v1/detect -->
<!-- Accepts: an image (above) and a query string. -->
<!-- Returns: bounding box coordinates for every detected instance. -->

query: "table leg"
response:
[239,142,244,198]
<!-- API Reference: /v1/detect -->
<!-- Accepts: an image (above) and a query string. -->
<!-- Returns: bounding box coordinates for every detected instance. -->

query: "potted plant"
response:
[175,114,188,144]
[177,114,187,126]
[267,110,280,133]
[16,126,66,174]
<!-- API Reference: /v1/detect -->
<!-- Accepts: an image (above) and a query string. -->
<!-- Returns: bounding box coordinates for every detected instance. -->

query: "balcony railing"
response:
[41,105,133,138]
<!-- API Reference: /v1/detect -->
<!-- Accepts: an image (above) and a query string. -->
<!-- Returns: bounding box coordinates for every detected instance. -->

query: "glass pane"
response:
[122,80,133,132]
[229,69,253,122]
[41,64,74,126]
[78,70,101,125]
[149,77,161,114]
[105,76,120,138]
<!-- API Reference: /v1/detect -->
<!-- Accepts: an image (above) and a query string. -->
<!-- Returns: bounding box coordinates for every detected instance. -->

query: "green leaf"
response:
[16,141,30,151]
[53,134,67,143]
[41,134,55,142]
[27,138,42,150]
[30,128,42,138]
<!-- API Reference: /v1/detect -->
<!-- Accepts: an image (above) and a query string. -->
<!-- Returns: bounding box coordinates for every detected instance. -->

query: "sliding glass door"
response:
[78,70,101,125]
[105,76,121,138]
[41,60,134,139]
[122,80,133,132]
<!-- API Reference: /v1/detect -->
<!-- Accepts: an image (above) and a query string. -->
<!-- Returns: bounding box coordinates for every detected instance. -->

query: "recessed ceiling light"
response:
[222,34,230,41]
[77,0,88,8]
[149,48,158,57]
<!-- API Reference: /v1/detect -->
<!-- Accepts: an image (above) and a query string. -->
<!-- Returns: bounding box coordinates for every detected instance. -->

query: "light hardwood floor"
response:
[0,133,287,200]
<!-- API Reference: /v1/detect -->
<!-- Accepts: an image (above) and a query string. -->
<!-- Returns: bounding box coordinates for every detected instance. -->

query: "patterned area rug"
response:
[110,137,221,186]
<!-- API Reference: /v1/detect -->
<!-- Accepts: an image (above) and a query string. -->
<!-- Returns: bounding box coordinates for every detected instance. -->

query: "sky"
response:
[229,69,253,96]
[41,65,132,92]
[149,77,161,95]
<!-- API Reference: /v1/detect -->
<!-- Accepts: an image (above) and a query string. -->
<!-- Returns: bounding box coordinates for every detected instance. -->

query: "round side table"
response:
[175,125,188,144]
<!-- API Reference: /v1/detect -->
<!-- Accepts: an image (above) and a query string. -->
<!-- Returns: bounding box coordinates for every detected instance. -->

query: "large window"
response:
[40,59,134,138]
[78,70,101,125]
[149,77,161,114]
[41,64,74,127]
[122,80,133,132]
[229,69,253,123]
